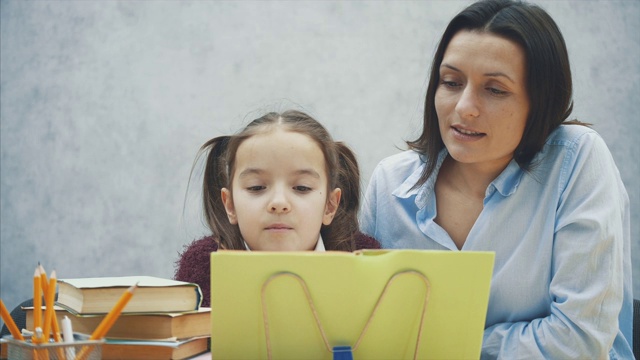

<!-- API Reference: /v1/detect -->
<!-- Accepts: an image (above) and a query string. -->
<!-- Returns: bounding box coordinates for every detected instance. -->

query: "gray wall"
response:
[1,1,639,320]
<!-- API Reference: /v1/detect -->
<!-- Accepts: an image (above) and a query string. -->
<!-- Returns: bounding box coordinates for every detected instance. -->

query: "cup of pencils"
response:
[1,264,135,360]
[3,333,104,360]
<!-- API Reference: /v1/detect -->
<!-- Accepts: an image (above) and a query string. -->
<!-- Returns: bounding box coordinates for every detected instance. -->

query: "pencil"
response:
[0,299,25,341]
[39,264,48,295]
[32,267,43,344]
[41,265,64,341]
[75,283,137,360]
[51,306,64,344]
[42,270,57,342]
[61,315,75,360]
[90,283,136,339]
[41,270,66,359]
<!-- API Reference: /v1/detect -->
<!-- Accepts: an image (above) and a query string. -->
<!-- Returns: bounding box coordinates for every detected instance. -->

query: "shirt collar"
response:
[314,235,326,251]
[392,148,523,205]
[243,235,326,252]
[489,159,523,197]
[392,149,448,208]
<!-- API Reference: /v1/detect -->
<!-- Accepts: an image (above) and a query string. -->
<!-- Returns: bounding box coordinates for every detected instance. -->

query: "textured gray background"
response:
[1,1,639,321]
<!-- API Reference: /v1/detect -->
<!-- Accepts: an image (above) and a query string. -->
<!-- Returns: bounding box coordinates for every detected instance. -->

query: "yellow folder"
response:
[210,249,494,359]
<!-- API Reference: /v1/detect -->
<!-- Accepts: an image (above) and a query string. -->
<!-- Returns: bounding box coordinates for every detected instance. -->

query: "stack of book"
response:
[25,276,210,360]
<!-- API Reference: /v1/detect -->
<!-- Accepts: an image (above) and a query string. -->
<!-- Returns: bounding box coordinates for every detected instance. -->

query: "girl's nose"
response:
[268,189,290,214]
[455,86,480,119]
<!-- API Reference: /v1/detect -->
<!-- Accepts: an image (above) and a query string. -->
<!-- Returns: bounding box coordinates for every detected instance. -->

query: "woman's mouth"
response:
[452,126,485,139]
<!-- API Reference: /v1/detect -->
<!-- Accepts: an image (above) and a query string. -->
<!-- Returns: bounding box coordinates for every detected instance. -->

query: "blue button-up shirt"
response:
[360,125,633,359]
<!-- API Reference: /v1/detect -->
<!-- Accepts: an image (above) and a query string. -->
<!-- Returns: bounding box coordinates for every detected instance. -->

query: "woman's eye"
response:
[293,186,312,193]
[440,80,460,88]
[487,87,508,96]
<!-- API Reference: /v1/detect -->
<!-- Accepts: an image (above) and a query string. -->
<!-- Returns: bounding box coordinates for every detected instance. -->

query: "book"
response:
[0,339,6,360]
[24,306,211,340]
[211,250,494,359]
[102,337,209,360]
[56,276,202,314]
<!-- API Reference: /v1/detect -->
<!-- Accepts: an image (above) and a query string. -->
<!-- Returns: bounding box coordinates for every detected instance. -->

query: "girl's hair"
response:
[407,0,578,189]
[198,110,361,251]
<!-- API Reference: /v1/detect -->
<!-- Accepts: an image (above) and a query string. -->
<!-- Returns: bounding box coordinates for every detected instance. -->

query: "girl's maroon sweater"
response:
[174,233,381,307]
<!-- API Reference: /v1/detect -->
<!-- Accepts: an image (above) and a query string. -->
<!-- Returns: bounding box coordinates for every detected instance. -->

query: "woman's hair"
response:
[198,110,361,251]
[407,0,576,188]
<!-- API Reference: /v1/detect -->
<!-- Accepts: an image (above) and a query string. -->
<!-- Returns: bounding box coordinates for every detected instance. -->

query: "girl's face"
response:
[435,30,530,174]
[221,129,340,251]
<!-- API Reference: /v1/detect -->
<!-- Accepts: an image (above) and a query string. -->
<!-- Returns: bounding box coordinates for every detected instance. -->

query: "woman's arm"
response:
[482,132,631,359]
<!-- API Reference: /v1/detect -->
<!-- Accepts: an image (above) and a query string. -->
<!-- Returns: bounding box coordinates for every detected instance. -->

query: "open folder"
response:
[210,249,494,359]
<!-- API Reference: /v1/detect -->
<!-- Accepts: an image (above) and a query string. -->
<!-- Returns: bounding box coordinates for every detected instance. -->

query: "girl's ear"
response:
[322,188,342,225]
[220,188,238,224]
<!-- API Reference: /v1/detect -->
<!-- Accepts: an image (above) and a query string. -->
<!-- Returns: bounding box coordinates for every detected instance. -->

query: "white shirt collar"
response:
[314,235,326,252]
[243,235,326,252]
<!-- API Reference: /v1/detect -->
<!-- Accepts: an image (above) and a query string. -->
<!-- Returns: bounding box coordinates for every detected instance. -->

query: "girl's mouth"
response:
[266,224,293,231]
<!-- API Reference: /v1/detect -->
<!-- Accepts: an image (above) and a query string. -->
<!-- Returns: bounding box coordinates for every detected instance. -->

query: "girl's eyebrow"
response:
[294,169,321,179]
[441,63,515,84]
[237,168,320,179]
[238,168,264,178]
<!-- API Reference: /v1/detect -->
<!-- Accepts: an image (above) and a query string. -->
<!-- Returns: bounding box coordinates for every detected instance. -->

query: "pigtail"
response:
[321,142,361,251]
[200,136,244,250]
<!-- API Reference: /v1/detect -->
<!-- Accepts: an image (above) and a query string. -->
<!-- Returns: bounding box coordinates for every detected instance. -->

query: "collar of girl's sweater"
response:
[243,235,326,252]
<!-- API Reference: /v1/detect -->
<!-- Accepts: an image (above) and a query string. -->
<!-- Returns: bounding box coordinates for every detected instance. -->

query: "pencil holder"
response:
[3,333,104,360]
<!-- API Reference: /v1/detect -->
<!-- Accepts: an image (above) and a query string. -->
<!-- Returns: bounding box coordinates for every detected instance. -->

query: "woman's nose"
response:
[455,86,480,119]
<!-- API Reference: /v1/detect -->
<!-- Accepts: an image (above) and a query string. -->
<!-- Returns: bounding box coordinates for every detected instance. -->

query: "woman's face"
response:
[221,128,340,251]
[435,30,530,173]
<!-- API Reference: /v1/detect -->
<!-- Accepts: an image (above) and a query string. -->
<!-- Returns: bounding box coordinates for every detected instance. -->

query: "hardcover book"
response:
[55,276,202,315]
[25,306,210,340]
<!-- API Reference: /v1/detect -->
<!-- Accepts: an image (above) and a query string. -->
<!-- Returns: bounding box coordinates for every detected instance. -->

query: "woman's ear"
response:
[322,188,342,225]
[220,188,238,224]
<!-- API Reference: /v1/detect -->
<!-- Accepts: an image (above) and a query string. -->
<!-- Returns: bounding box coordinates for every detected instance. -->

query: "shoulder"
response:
[174,236,218,308]
[369,150,424,187]
[374,150,423,173]
[179,236,219,258]
[540,124,615,168]
[545,124,604,151]
[174,236,219,280]
[538,124,624,194]
[354,231,382,250]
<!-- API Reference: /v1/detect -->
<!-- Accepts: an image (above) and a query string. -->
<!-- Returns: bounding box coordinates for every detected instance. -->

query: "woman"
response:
[360,0,633,358]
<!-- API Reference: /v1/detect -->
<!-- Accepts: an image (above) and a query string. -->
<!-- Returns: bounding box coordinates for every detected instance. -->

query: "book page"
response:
[58,276,197,289]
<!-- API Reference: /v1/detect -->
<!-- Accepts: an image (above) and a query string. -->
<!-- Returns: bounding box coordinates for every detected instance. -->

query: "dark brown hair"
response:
[407,0,578,188]
[197,110,361,251]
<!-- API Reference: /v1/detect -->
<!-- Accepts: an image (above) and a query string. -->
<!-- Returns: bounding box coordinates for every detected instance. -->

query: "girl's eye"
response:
[293,186,312,193]
[246,186,265,192]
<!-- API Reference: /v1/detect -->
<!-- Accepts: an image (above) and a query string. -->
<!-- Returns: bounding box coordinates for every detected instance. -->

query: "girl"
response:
[175,110,380,306]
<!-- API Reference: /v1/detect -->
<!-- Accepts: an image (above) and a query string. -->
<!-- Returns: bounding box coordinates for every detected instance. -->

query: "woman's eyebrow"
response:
[441,63,515,83]
[484,71,515,84]
[441,63,461,73]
